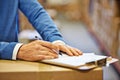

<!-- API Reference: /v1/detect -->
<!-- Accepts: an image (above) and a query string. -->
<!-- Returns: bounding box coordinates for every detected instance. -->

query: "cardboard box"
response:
[90,0,120,55]
[0,60,103,80]
[19,11,34,31]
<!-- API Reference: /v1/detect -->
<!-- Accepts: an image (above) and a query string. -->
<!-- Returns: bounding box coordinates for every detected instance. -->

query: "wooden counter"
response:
[0,60,103,80]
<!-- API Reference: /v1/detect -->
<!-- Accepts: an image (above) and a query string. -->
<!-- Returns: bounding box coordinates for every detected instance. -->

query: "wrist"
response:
[12,43,23,60]
[52,40,65,45]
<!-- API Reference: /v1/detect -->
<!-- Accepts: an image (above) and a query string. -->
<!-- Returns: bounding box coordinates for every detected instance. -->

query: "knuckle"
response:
[39,56,45,60]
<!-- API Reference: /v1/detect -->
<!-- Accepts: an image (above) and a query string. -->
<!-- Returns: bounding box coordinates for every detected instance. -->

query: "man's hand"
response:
[17,40,59,61]
[53,42,82,56]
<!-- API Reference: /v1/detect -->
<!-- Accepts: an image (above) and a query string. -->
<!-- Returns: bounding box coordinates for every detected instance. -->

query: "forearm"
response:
[19,0,64,42]
[12,43,23,60]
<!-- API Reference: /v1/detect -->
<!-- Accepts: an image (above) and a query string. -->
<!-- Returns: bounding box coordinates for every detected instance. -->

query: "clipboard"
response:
[41,53,118,70]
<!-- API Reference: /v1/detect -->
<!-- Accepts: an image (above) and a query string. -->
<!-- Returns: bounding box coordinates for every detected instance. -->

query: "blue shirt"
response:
[0,0,64,60]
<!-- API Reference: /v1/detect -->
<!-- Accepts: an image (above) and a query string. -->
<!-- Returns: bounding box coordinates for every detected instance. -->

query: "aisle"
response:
[57,19,120,80]
[59,21,101,54]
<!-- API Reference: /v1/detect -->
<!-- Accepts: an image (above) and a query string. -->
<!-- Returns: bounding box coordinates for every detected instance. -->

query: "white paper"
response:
[42,53,107,67]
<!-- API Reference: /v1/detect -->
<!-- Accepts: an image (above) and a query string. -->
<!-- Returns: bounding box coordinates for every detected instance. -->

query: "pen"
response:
[35,36,41,40]
[52,49,62,56]
[35,36,62,56]
[59,51,63,56]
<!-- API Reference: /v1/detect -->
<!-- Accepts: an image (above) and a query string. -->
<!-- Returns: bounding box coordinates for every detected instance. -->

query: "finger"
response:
[28,41,59,55]
[59,45,73,56]
[37,51,58,58]
[37,55,57,60]
[67,46,80,56]
[74,48,83,55]
[40,46,59,55]
[31,55,55,61]
[36,40,59,51]
[67,46,82,56]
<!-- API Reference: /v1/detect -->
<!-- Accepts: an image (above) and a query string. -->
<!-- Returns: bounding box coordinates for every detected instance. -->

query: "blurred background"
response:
[18,0,120,80]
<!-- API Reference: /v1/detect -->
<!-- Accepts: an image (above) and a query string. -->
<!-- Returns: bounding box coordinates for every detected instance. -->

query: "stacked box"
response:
[118,26,120,60]
[91,0,119,57]
[89,0,120,72]
[47,0,91,22]
[19,11,34,31]
[78,0,92,26]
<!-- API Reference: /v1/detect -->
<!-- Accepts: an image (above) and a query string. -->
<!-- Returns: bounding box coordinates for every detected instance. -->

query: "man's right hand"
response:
[17,40,59,61]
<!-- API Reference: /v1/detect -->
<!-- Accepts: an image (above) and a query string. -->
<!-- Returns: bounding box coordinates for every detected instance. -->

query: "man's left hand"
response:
[53,42,82,56]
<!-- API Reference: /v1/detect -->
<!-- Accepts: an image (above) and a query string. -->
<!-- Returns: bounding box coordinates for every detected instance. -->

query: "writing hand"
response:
[17,40,59,61]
